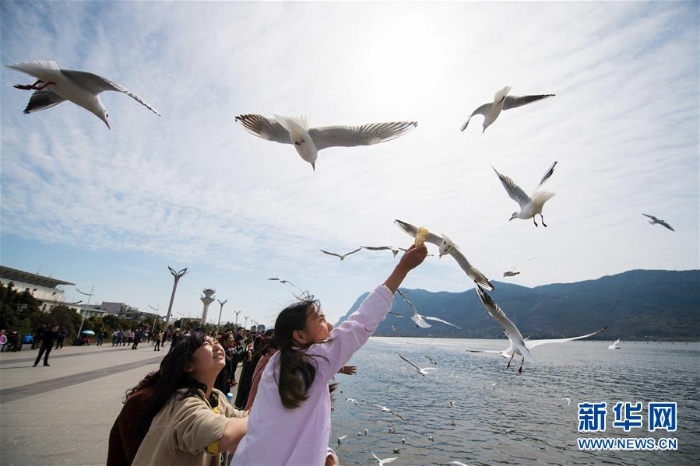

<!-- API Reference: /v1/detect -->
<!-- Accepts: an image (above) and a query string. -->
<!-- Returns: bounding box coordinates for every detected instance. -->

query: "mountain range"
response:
[336,269,699,340]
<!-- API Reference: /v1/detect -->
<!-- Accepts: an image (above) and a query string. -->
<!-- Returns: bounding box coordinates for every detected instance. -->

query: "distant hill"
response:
[335,269,700,340]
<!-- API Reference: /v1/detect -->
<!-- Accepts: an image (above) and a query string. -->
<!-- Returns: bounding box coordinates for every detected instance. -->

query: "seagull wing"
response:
[234,114,292,144]
[23,89,67,114]
[344,247,363,257]
[537,161,558,189]
[381,458,398,465]
[424,315,461,329]
[527,326,608,349]
[502,94,555,110]
[319,249,342,259]
[309,121,417,150]
[474,286,528,351]
[492,166,531,208]
[396,289,430,327]
[61,70,161,116]
[642,213,658,222]
[659,220,675,231]
[448,247,494,291]
[398,353,424,373]
[460,102,491,131]
[394,219,443,246]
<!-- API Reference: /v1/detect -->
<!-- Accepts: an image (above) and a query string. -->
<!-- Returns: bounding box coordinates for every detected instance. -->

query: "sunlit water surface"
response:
[327,338,699,465]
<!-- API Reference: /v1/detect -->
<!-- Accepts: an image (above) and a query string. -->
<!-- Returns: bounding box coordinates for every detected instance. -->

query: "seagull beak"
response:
[311,162,316,171]
[103,119,110,130]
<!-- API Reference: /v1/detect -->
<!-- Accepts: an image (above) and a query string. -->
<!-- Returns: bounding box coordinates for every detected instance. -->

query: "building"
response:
[0,265,77,312]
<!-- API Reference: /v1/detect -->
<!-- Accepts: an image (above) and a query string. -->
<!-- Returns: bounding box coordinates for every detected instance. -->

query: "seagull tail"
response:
[460,118,471,132]
[274,114,310,133]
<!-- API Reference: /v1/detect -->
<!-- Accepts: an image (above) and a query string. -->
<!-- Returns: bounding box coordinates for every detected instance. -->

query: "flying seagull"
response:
[608,338,621,350]
[492,162,557,227]
[394,219,494,290]
[473,285,607,373]
[397,353,437,376]
[267,277,296,287]
[234,114,417,170]
[396,289,461,329]
[372,403,404,420]
[503,255,540,278]
[361,245,407,258]
[319,248,362,261]
[371,452,398,466]
[642,214,674,231]
[7,60,160,128]
[460,86,555,133]
[337,434,348,447]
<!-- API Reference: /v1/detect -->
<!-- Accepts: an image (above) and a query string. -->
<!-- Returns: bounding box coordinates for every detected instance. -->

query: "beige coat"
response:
[133,388,246,466]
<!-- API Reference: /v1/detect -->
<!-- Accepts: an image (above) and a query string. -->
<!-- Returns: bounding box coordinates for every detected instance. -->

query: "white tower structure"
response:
[200,288,216,326]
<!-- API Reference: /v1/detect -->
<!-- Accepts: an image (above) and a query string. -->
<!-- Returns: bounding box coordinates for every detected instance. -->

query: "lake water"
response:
[328,338,700,465]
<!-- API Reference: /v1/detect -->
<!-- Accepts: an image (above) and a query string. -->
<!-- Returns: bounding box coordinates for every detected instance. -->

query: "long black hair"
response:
[274,298,322,409]
[138,332,210,436]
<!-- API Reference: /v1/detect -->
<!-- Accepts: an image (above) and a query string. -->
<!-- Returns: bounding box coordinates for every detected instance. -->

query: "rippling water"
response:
[328,338,700,465]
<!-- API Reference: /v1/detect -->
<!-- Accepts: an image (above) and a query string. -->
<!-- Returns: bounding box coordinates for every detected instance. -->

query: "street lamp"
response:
[233,310,241,328]
[75,286,94,338]
[244,315,249,329]
[217,299,228,334]
[164,266,188,331]
[148,304,160,335]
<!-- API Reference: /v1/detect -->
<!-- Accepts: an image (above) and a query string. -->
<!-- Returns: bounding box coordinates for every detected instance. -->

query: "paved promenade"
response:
[0,342,239,466]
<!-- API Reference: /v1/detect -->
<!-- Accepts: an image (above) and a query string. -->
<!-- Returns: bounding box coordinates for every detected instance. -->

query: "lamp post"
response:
[75,286,94,338]
[244,315,249,330]
[216,299,228,334]
[165,267,188,331]
[234,310,241,329]
[148,304,160,335]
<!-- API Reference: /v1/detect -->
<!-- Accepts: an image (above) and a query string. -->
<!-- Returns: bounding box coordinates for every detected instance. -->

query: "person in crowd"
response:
[55,328,67,349]
[0,329,7,352]
[231,244,426,466]
[131,332,248,466]
[107,369,161,466]
[154,331,162,352]
[33,324,59,367]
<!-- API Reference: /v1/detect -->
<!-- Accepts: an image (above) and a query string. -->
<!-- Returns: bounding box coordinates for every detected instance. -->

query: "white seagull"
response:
[267,277,297,287]
[396,289,461,329]
[371,452,398,465]
[234,114,417,170]
[398,353,437,377]
[361,245,407,258]
[608,338,621,350]
[473,285,607,373]
[491,161,557,227]
[460,86,555,133]
[337,434,348,446]
[372,404,404,420]
[503,255,540,278]
[642,214,675,231]
[7,60,160,128]
[319,247,362,261]
[394,219,494,290]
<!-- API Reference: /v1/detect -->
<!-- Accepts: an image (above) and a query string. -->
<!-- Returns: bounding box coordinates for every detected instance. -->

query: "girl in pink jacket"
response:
[231,244,427,466]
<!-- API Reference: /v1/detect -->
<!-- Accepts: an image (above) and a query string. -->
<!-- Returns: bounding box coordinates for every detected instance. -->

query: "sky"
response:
[1,1,698,329]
